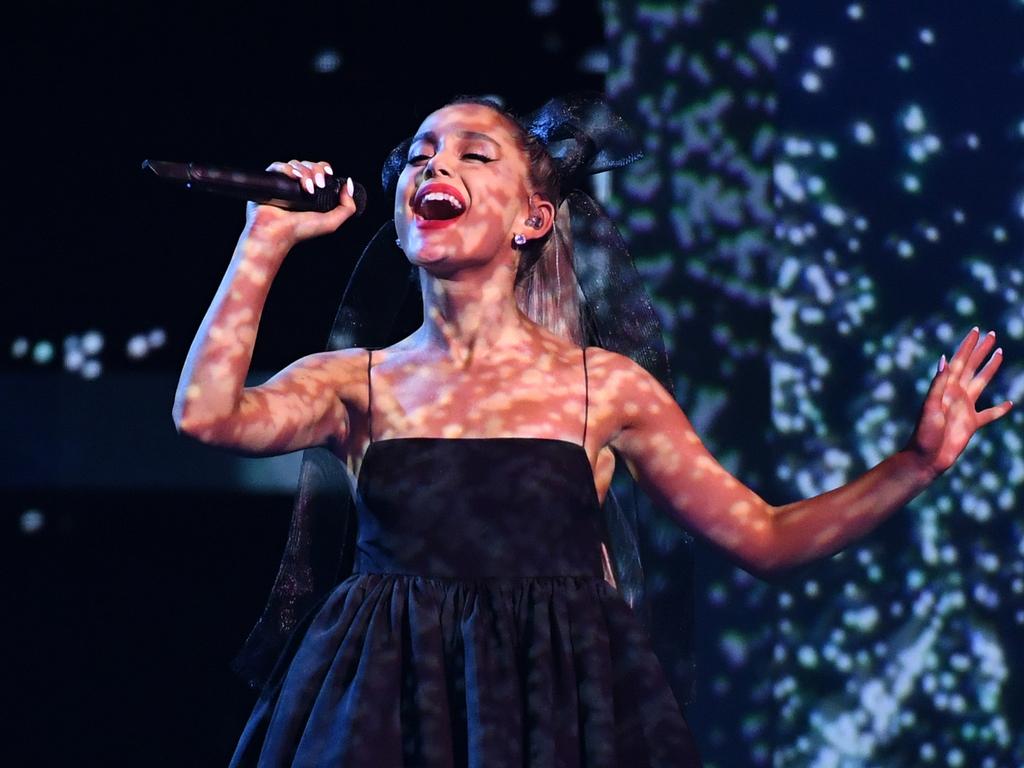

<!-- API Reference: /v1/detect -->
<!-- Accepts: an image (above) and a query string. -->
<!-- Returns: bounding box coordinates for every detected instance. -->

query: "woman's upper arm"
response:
[597,350,775,573]
[177,348,365,457]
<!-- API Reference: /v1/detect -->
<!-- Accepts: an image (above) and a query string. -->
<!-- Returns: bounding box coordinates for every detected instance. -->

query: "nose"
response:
[423,153,452,179]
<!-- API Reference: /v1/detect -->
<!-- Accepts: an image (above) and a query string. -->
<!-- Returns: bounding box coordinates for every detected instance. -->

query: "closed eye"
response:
[405,152,495,165]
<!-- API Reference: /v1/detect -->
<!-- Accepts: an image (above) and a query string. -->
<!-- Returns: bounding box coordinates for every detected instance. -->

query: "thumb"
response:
[322,177,361,230]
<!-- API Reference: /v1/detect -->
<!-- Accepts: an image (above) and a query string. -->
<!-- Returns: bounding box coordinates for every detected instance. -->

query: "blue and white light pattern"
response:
[611,0,1023,765]
[772,2,1023,765]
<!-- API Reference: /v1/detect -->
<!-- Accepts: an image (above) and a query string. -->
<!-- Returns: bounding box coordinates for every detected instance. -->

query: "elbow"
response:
[171,382,235,441]
[172,399,200,437]
[735,542,782,582]
[173,413,206,442]
[172,407,225,444]
[171,403,190,436]
[172,391,200,437]
[742,559,788,584]
[741,506,790,583]
[745,505,823,581]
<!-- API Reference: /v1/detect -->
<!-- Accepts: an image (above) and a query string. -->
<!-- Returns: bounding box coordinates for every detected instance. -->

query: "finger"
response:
[297,160,327,190]
[925,356,953,410]
[966,347,1004,402]
[301,179,357,234]
[325,178,359,225]
[315,161,334,187]
[313,162,330,189]
[977,399,1013,428]
[947,326,981,378]
[962,329,996,385]
[288,160,316,194]
[266,161,304,179]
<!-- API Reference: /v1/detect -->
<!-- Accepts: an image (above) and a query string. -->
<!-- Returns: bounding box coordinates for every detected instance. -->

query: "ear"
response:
[524,193,556,242]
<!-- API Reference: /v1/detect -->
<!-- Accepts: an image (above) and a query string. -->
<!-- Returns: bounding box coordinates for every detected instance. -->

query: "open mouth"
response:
[412,183,466,225]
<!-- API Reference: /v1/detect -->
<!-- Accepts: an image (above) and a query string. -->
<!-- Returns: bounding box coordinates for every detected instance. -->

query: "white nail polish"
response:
[305,178,315,194]
[292,168,303,178]
[995,347,1003,355]
[346,177,355,197]
[987,330,995,337]
[315,173,325,189]
[325,165,334,175]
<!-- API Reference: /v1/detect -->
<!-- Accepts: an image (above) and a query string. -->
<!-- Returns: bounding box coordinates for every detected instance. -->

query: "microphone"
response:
[141,160,368,216]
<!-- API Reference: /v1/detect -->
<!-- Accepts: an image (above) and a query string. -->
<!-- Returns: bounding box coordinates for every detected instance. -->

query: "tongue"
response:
[419,198,463,221]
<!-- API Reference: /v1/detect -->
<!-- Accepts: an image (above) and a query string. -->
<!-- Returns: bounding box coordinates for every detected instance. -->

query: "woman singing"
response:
[173,95,1012,767]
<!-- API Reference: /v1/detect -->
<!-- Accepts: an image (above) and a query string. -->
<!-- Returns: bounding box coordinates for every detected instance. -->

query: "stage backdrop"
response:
[4,1,1022,766]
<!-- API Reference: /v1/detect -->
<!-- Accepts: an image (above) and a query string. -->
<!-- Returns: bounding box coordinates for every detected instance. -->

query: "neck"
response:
[416,260,531,367]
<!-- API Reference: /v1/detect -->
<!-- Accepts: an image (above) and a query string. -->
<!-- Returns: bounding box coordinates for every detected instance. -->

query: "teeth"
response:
[419,191,464,210]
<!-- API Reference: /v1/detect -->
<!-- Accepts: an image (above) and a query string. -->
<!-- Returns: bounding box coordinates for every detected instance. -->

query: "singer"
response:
[172,95,1011,767]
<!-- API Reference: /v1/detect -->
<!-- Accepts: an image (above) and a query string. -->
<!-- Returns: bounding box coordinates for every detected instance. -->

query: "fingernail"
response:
[971,326,979,334]
[939,354,946,371]
[291,168,303,178]
[325,164,334,175]
[987,330,996,337]
[995,347,1003,355]
[315,172,325,189]
[304,178,315,194]
[346,177,355,197]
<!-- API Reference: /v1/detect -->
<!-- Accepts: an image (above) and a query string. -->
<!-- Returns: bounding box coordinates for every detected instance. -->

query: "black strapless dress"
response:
[229,437,702,767]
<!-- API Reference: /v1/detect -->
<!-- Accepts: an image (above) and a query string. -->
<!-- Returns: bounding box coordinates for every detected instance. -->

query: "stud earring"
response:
[525,215,542,229]
[395,237,402,247]
[513,233,527,246]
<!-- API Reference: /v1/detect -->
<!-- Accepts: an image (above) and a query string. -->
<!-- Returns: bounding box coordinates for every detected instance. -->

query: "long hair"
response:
[448,95,587,346]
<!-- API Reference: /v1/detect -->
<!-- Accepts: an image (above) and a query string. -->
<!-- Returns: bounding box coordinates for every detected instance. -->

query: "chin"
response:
[408,249,459,275]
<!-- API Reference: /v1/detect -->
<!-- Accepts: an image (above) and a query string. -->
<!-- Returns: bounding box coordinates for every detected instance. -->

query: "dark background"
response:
[5,1,1024,766]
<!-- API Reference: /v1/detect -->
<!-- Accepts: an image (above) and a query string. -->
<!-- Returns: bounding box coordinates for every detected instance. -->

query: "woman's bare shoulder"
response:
[583,346,676,402]
[321,338,425,393]
[583,346,651,376]
[312,347,374,398]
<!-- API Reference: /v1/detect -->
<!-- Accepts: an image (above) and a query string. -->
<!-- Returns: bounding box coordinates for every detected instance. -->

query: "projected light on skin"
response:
[171,101,1010,636]
[178,2,1018,757]
[772,3,1024,764]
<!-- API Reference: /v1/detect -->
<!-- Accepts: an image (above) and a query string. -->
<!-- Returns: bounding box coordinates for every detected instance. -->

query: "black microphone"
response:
[141,160,368,216]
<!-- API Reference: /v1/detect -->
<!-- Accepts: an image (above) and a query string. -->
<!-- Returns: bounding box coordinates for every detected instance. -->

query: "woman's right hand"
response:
[245,160,359,247]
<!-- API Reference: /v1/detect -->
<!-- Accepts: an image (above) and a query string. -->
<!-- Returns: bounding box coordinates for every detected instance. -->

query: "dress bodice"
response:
[353,437,606,579]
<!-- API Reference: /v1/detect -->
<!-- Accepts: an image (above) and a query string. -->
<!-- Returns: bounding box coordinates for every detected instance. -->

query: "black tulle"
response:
[229,438,701,767]
[227,93,699,766]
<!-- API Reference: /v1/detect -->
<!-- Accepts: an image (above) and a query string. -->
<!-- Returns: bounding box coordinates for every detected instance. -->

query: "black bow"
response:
[381,92,644,198]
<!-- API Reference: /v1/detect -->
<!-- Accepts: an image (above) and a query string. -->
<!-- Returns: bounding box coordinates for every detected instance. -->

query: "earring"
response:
[525,215,542,229]
[513,233,527,246]
[395,237,402,247]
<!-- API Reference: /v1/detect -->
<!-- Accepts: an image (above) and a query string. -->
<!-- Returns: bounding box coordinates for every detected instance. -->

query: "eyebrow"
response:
[411,130,501,148]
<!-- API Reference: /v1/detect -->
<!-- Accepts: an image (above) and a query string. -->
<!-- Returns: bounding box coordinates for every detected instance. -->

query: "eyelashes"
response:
[406,153,495,165]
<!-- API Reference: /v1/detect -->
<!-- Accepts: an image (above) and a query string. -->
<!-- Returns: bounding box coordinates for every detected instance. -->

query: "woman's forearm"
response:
[762,447,939,574]
[172,226,290,435]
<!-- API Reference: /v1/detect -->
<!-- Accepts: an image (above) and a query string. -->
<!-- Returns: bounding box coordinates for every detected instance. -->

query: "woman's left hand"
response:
[905,326,1014,477]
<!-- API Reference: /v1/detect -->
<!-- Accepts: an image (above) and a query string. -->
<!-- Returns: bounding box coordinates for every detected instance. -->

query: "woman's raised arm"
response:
[597,327,1011,579]
[173,161,362,457]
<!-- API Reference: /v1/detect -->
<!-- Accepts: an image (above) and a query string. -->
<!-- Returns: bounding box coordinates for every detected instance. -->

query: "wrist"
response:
[239,221,293,262]
[897,445,942,486]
